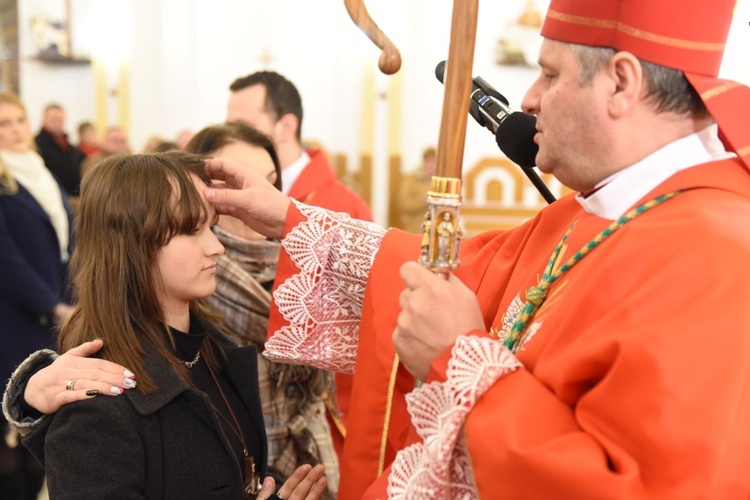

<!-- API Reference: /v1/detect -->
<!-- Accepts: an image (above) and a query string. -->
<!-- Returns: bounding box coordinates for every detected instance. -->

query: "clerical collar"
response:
[281,150,311,195]
[576,124,733,220]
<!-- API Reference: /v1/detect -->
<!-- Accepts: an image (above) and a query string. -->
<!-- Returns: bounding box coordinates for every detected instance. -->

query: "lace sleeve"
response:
[264,201,387,373]
[388,336,522,499]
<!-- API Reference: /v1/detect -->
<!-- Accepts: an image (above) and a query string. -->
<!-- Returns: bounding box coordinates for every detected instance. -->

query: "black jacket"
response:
[34,128,83,196]
[0,183,75,389]
[23,340,268,499]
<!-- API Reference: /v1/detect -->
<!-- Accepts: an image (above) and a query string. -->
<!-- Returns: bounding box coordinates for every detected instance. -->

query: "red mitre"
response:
[541,0,750,170]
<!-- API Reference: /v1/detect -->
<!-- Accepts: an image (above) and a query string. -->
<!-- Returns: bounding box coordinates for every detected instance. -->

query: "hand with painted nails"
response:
[204,157,290,240]
[24,339,136,414]
[257,464,327,500]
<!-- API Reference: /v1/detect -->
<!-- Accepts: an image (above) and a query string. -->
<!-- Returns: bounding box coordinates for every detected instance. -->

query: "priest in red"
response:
[213,0,750,497]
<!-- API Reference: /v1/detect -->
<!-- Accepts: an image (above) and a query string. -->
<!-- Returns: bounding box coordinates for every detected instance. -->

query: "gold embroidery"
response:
[497,294,524,343]
[701,82,743,101]
[737,145,750,158]
[547,10,725,52]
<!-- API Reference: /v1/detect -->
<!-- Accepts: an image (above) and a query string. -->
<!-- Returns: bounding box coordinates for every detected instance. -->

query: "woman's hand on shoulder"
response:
[257,464,327,500]
[24,339,137,414]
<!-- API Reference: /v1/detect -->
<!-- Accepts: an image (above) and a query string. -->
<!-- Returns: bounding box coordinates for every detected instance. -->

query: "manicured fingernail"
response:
[124,370,135,379]
[123,378,136,389]
[110,386,124,395]
[86,390,99,397]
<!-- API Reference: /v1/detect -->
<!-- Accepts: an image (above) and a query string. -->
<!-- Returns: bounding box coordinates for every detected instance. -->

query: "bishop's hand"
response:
[393,261,485,381]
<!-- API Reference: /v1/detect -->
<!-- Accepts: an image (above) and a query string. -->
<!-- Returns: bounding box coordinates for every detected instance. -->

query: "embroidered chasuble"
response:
[266,158,750,498]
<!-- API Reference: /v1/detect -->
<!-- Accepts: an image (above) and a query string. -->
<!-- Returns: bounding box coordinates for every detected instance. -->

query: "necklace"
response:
[205,358,261,498]
[182,351,201,368]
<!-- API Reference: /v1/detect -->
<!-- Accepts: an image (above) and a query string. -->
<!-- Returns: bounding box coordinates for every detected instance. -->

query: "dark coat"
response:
[34,129,84,196]
[23,341,268,500]
[0,183,75,387]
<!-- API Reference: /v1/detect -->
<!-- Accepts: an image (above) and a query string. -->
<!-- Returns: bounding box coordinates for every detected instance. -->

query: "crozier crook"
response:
[344,0,479,277]
[343,0,402,75]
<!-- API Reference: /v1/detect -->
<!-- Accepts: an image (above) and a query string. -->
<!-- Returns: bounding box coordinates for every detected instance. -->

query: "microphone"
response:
[435,61,539,169]
[435,61,554,203]
[494,112,538,169]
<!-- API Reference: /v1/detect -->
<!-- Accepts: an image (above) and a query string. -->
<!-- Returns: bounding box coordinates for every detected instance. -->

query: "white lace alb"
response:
[388,335,522,499]
[264,201,386,373]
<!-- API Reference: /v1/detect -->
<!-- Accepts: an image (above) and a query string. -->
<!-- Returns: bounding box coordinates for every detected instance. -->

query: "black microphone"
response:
[435,60,539,169]
[494,112,538,169]
[435,61,554,203]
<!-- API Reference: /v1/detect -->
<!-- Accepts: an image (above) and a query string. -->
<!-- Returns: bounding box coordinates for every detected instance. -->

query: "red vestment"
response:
[268,158,750,498]
[288,149,373,221]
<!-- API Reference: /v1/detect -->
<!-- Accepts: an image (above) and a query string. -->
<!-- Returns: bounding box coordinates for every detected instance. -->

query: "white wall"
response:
[17,0,750,225]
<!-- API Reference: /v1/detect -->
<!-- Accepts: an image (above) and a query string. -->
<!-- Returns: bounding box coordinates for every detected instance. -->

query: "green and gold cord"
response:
[503,190,682,353]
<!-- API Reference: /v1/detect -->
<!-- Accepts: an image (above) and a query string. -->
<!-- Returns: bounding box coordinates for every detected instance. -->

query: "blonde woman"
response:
[0,90,74,499]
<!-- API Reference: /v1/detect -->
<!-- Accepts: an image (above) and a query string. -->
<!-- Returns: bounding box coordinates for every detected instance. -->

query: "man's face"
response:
[521,39,610,192]
[103,128,130,154]
[43,108,65,136]
[226,85,278,142]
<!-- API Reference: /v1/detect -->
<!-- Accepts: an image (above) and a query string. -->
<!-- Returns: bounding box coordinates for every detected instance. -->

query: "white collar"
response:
[281,151,311,195]
[576,125,732,220]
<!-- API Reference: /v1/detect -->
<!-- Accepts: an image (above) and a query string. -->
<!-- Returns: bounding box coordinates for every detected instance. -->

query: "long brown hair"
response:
[59,151,225,392]
[186,123,331,401]
[0,90,24,194]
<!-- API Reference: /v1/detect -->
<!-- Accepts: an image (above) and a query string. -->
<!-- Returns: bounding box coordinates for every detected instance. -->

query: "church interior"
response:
[2,0,750,498]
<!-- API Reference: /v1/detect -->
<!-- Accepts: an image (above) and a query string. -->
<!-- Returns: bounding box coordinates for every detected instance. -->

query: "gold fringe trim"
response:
[378,354,401,475]
[547,9,726,52]
[323,392,347,439]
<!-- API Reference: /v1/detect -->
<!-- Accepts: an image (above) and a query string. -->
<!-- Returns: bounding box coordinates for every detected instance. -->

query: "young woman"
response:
[14,151,325,499]
[4,124,340,497]
[184,123,339,498]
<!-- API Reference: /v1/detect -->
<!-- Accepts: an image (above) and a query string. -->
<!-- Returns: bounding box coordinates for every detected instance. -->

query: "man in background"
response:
[397,146,436,233]
[226,71,373,459]
[227,71,372,220]
[34,103,83,197]
[80,125,131,179]
[76,121,100,157]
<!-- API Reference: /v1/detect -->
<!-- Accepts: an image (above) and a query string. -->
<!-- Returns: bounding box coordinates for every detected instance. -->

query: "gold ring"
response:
[65,379,78,391]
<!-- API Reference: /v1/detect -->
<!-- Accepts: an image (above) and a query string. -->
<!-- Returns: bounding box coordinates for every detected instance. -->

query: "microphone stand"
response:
[522,168,556,204]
